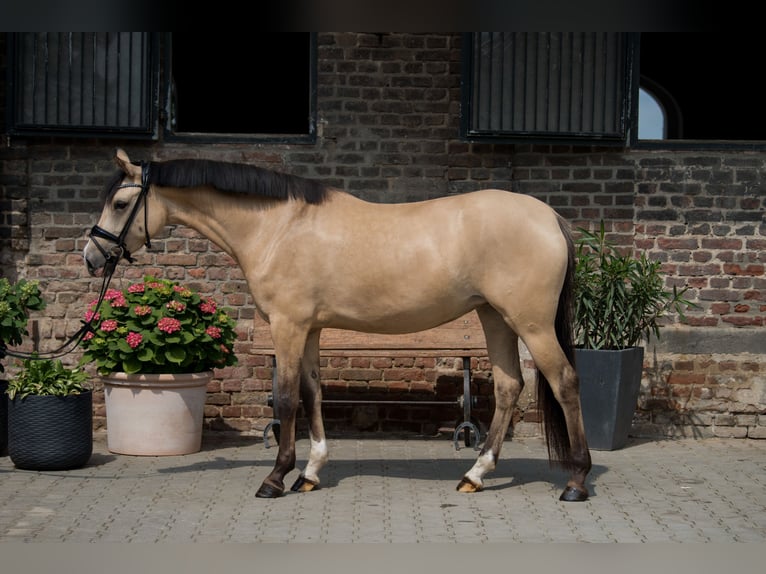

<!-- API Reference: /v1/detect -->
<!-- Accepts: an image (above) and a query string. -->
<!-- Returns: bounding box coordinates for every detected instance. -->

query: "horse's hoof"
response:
[255,482,285,498]
[456,477,483,493]
[559,486,588,502]
[290,475,319,492]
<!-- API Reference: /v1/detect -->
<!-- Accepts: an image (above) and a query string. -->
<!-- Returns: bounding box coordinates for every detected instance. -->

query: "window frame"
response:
[160,32,318,145]
[5,32,160,139]
[629,34,766,151]
[462,32,766,150]
[5,32,318,144]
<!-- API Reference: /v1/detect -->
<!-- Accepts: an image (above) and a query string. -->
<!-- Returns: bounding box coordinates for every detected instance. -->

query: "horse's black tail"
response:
[536,215,577,470]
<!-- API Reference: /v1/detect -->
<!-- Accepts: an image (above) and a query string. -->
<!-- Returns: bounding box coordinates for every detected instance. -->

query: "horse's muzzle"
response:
[86,262,103,278]
[84,253,105,277]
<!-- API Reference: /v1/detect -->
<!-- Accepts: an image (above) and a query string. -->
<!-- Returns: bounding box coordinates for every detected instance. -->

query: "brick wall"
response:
[1,33,764,440]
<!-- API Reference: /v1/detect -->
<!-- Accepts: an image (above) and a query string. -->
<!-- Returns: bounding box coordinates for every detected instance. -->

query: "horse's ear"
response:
[114,148,141,178]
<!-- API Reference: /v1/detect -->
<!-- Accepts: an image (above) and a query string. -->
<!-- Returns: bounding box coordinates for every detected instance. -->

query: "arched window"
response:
[638,87,665,140]
[638,76,682,140]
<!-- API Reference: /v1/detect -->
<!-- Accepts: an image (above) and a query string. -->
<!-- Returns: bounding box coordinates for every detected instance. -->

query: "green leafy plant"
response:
[573,221,696,350]
[5,357,89,399]
[80,276,238,375]
[0,278,47,373]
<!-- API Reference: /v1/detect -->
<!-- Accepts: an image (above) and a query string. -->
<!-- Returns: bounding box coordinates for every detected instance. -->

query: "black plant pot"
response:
[8,391,93,470]
[0,379,7,456]
[575,347,644,451]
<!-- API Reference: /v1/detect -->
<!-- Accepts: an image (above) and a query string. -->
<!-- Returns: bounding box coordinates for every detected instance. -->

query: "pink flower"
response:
[110,294,127,307]
[200,299,217,314]
[126,332,143,348]
[83,331,94,341]
[166,300,186,312]
[100,319,118,332]
[128,283,145,293]
[104,289,122,300]
[84,310,100,323]
[173,285,192,296]
[205,326,222,339]
[134,305,152,316]
[157,317,182,334]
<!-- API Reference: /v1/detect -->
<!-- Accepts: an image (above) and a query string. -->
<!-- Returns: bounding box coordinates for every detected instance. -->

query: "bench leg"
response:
[266,353,481,451]
[453,356,481,450]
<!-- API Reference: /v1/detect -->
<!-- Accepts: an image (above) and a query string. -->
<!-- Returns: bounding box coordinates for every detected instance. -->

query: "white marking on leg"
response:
[302,436,328,484]
[464,450,496,488]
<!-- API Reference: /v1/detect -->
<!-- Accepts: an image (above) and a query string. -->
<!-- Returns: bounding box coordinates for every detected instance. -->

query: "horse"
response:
[83,148,592,502]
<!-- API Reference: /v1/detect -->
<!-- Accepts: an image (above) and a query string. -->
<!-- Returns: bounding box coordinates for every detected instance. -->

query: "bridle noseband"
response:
[88,161,152,274]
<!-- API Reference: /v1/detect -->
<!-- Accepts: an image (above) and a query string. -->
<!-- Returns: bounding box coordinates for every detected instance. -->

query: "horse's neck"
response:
[159,185,294,259]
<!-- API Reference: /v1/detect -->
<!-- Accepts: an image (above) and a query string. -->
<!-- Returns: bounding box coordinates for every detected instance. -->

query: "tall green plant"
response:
[573,222,695,350]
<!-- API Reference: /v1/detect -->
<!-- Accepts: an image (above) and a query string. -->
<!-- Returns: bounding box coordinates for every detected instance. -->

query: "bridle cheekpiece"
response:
[88,161,152,273]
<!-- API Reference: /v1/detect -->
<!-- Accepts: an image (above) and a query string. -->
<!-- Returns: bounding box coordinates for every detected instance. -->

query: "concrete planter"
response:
[575,347,644,451]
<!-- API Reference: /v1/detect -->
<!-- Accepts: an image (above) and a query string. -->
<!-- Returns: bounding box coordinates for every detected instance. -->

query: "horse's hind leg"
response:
[523,331,591,501]
[291,330,329,493]
[457,305,524,493]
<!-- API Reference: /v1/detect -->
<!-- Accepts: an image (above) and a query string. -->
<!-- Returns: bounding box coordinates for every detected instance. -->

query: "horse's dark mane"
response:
[107,159,329,205]
[152,159,329,204]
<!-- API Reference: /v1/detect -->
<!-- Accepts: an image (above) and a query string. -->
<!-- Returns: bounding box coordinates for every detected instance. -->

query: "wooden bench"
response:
[250,310,488,450]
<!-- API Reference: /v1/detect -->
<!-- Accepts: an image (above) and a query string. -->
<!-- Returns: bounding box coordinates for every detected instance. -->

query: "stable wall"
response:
[1,33,764,440]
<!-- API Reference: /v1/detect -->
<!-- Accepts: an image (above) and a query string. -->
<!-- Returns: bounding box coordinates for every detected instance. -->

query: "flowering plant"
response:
[80,276,238,375]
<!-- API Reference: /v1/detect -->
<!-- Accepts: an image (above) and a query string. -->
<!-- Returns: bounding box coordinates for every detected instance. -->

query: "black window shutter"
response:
[462,33,635,144]
[8,33,158,138]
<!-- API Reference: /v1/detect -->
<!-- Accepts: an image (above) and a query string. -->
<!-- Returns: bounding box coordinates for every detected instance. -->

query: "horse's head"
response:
[83,149,163,277]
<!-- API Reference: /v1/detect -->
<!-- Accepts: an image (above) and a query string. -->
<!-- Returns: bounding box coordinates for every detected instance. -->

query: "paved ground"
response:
[1,431,765,543]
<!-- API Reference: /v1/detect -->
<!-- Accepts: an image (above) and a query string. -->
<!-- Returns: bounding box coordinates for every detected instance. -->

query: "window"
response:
[461,33,635,144]
[7,33,157,137]
[7,33,316,142]
[165,33,316,142]
[463,32,765,148]
[636,33,765,143]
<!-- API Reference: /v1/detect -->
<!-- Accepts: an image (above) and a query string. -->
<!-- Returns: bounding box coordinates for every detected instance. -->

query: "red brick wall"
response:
[1,33,764,440]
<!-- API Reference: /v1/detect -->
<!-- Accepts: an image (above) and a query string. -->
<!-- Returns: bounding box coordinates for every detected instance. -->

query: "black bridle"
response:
[88,161,152,273]
[0,162,152,363]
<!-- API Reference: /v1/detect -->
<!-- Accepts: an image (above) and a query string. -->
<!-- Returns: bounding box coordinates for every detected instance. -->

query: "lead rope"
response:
[1,162,150,363]
[0,262,118,362]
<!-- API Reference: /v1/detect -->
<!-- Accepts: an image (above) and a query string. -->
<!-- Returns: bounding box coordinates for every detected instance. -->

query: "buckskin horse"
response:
[83,149,592,501]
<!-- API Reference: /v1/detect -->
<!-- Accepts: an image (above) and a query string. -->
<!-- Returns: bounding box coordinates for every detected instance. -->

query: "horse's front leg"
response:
[291,330,329,493]
[256,321,308,498]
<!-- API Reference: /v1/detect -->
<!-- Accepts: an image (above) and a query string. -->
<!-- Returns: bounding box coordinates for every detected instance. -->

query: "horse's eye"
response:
[113,200,129,210]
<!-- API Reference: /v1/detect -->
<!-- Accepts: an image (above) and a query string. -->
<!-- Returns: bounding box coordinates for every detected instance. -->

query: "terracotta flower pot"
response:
[101,371,211,456]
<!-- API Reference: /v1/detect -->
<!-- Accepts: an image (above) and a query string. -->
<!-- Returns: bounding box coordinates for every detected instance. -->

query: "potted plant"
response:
[5,357,92,470]
[79,275,238,455]
[573,221,695,450]
[0,278,47,456]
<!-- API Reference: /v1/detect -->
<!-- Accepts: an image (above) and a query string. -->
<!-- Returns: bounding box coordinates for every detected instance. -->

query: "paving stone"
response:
[1,433,765,542]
